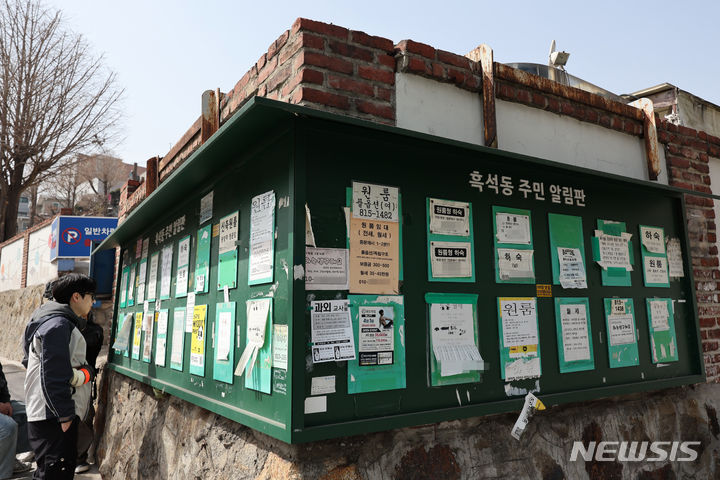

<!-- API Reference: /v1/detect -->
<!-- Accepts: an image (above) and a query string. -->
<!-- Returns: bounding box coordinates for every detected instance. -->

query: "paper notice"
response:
[430,241,472,278]
[497,249,534,280]
[200,191,213,225]
[650,300,670,332]
[349,217,399,294]
[305,204,316,247]
[428,198,470,236]
[611,298,626,315]
[147,253,159,300]
[608,314,635,346]
[249,192,275,284]
[644,256,669,284]
[500,298,538,348]
[666,237,684,278]
[352,182,399,222]
[176,265,188,297]
[511,393,545,440]
[142,238,150,259]
[235,298,271,378]
[132,312,142,358]
[640,226,665,254]
[358,305,394,366]
[190,305,207,367]
[305,247,349,290]
[311,300,356,363]
[430,303,484,376]
[304,396,327,414]
[170,309,185,366]
[119,270,128,306]
[155,310,168,367]
[142,312,154,362]
[311,375,336,395]
[112,313,134,351]
[185,292,196,333]
[557,247,587,289]
[216,311,232,361]
[595,231,633,271]
[127,266,136,303]
[138,261,148,286]
[160,245,173,299]
[218,212,239,255]
[178,236,191,267]
[496,213,531,245]
[505,356,541,381]
[272,324,289,370]
[560,304,591,361]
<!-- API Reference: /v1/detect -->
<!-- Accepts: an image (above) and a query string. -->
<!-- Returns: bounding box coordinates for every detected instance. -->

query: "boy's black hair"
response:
[43,278,58,300]
[52,273,96,305]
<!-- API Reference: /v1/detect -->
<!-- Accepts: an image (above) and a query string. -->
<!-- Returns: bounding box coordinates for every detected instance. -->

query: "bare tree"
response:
[76,153,127,214]
[0,0,123,240]
[43,158,83,211]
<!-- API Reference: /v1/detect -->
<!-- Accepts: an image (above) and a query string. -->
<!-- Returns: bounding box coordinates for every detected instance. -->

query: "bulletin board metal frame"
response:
[98,97,705,445]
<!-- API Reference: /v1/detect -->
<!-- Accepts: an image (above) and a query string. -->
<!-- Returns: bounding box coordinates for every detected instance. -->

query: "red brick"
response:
[682,171,703,183]
[265,66,291,94]
[708,329,720,339]
[599,114,611,128]
[531,93,546,108]
[292,18,348,40]
[297,51,354,75]
[350,30,394,52]
[694,184,712,194]
[701,255,719,267]
[691,139,708,151]
[611,116,623,130]
[256,53,267,71]
[464,74,480,90]
[267,30,290,60]
[277,33,325,66]
[560,101,574,116]
[701,317,717,328]
[669,156,691,169]
[623,119,638,135]
[329,40,374,62]
[699,131,708,141]
[709,134,720,146]
[377,53,396,69]
[497,83,516,100]
[301,32,326,50]
[431,62,446,80]
[447,68,466,85]
[704,175,712,185]
[547,97,560,112]
[257,56,278,84]
[678,125,698,137]
[437,49,470,69]
[670,180,693,189]
[376,86,392,102]
[281,68,324,97]
[658,130,670,143]
[585,109,599,123]
[327,74,374,97]
[356,99,394,120]
[691,161,710,173]
[359,65,395,84]
[396,39,436,60]
[404,56,430,76]
[293,87,350,110]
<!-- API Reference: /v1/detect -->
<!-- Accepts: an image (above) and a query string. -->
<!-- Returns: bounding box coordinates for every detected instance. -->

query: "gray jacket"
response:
[23,301,91,422]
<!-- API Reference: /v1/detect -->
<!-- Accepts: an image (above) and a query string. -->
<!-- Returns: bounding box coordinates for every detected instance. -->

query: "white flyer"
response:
[608,314,636,346]
[111,313,134,351]
[644,256,669,284]
[138,261,148,287]
[560,304,591,362]
[352,182,399,222]
[311,375,336,395]
[272,324,289,370]
[428,198,470,236]
[185,292,196,333]
[216,311,232,361]
[495,213,531,245]
[310,300,355,363]
[358,305,394,366]
[119,271,128,306]
[595,231,633,271]
[557,247,587,289]
[218,211,239,255]
[248,191,275,283]
[305,204,316,247]
[160,245,173,299]
[640,226,665,254]
[170,309,185,365]
[650,300,670,332]
[147,253,159,300]
[305,247,349,290]
[155,310,168,367]
[178,236,191,268]
[200,191,214,225]
[141,238,150,259]
[497,249,534,279]
[666,237,684,278]
[430,241,472,278]
[499,298,538,348]
[142,312,154,361]
[127,266,135,303]
[175,265,188,297]
[430,303,484,376]
[234,298,271,378]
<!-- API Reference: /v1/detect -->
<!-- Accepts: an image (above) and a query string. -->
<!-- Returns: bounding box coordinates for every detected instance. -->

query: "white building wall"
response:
[395,72,667,184]
[0,238,24,291]
[26,225,57,287]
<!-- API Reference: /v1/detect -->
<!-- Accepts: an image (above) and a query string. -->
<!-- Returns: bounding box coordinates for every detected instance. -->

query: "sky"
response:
[47,1,720,166]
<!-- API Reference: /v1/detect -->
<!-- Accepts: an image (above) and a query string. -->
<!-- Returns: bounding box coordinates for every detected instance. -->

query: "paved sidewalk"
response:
[2,358,102,479]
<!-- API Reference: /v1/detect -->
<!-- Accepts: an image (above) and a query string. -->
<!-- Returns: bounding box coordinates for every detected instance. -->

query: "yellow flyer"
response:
[132,312,143,359]
[190,304,208,374]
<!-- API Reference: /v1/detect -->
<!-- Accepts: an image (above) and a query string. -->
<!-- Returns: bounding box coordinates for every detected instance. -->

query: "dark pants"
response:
[28,417,78,480]
[76,403,94,464]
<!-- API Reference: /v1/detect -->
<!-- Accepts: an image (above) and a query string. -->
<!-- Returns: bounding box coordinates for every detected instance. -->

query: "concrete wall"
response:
[26,225,56,287]
[97,371,720,480]
[0,284,45,361]
[0,238,24,291]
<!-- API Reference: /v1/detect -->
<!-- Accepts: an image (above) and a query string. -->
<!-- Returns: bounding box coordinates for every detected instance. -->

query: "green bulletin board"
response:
[592,220,634,287]
[554,297,594,373]
[425,293,483,386]
[492,206,535,284]
[426,198,475,282]
[645,298,679,363]
[347,295,406,394]
[548,213,587,289]
[603,298,639,368]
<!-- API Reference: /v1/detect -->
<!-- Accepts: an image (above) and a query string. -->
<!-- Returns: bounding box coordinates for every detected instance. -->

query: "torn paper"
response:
[430,303,484,376]
[650,300,670,332]
[511,392,546,440]
[557,247,587,289]
[595,231,633,270]
[666,237,684,278]
[640,226,665,254]
[235,298,270,378]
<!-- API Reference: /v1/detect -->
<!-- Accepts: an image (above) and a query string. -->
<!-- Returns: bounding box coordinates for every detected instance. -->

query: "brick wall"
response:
[657,122,720,381]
